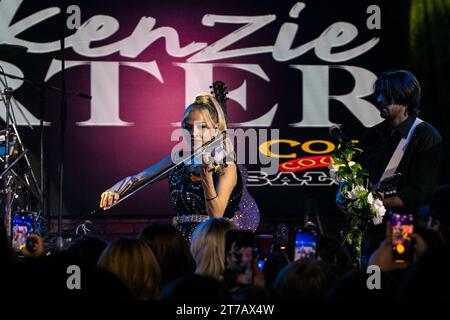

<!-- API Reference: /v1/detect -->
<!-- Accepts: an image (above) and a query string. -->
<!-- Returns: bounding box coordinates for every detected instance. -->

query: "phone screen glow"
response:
[294,231,317,261]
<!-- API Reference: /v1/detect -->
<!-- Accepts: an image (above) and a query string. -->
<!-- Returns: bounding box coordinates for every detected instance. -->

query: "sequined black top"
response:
[168,163,243,218]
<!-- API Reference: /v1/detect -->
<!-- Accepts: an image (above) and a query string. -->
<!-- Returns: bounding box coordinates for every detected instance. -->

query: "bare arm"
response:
[200,163,237,218]
[100,155,173,208]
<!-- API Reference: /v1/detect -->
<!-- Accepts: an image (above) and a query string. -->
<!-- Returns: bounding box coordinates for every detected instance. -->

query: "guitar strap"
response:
[377,117,423,185]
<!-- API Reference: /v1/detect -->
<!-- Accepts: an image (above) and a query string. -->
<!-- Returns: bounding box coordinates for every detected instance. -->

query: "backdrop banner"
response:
[0,0,410,219]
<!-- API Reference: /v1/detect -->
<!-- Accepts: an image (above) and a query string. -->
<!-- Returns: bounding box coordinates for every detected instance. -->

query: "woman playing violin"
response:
[100,94,246,240]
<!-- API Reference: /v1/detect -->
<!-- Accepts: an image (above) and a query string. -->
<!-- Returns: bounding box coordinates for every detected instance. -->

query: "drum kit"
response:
[0,43,48,244]
[0,43,91,249]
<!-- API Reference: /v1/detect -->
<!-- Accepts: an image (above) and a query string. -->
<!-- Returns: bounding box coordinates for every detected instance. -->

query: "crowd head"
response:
[97,238,161,299]
[190,218,234,280]
[1,183,450,300]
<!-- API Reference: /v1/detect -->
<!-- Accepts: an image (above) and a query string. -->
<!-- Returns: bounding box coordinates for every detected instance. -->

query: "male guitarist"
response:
[358,70,442,214]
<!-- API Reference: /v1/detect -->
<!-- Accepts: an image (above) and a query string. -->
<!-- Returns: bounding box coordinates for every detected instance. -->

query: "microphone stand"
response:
[1,83,13,239]
[329,124,358,177]
[0,150,28,180]
[39,84,46,232]
[56,3,67,251]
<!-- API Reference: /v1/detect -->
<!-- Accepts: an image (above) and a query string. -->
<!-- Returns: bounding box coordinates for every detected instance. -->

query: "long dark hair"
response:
[374,70,421,116]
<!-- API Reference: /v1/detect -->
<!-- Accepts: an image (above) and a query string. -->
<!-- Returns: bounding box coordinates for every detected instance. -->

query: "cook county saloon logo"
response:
[248,137,359,186]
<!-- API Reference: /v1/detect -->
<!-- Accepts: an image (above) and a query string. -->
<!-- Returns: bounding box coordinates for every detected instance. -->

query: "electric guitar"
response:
[372,173,401,199]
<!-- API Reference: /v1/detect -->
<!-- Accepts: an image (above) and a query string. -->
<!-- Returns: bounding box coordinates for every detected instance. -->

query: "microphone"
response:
[329,124,353,147]
[329,124,343,138]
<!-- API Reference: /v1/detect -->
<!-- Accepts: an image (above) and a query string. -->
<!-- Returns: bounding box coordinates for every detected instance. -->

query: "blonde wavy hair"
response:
[98,238,161,299]
[181,94,227,133]
[181,94,235,163]
[190,218,235,280]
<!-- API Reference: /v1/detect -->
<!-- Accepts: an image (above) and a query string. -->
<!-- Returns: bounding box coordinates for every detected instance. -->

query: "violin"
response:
[95,81,231,213]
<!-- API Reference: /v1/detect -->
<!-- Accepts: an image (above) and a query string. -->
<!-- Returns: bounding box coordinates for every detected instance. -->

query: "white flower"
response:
[328,164,341,182]
[367,192,386,225]
[347,161,356,167]
[346,185,367,200]
[328,164,341,171]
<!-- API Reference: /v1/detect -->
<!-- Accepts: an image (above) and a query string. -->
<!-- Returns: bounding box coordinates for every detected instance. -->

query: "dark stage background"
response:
[1,0,448,225]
